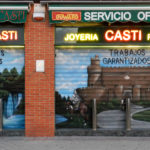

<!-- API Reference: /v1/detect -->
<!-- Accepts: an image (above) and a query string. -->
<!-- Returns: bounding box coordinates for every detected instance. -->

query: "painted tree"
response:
[10,67,18,78]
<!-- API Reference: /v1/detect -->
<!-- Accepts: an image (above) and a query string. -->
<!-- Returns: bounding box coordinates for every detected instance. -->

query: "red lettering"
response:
[2,31,8,40]
[123,30,130,41]
[114,30,123,41]
[15,31,18,40]
[105,30,114,41]
[131,30,138,41]
[0,11,4,20]
[104,29,142,42]
[138,30,142,41]
[0,30,18,41]
[10,11,17,21]
[5,11,9,20]
[8,31,15,40]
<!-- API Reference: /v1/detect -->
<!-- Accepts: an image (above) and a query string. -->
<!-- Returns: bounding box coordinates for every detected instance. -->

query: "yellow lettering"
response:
[86,34,91,40]
[64,33,99,41]
[147,33,150,41]
[93,34,99,41]
[80,34,85,41]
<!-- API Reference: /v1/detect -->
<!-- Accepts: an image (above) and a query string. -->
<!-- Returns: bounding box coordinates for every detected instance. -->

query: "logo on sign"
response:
[83,11,150,22]
[52,12,81,21]
[0,30,18,41]
[64,33,99,41]
[105,30,142,42]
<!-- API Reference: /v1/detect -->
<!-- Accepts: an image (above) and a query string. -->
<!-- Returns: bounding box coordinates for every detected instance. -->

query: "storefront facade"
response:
[1,24,25,130]
[0,0,55,137]
[3,0,150,137]
[0,1,31,135]
[47,0,150,135]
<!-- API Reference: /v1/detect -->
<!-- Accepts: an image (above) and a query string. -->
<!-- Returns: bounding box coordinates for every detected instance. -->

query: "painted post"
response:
[126,98,131,131]
[92,98,97,131]
[0,99,2,131]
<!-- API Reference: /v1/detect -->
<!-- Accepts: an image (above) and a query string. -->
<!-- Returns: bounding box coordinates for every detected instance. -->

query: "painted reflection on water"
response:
[3,93,25,129]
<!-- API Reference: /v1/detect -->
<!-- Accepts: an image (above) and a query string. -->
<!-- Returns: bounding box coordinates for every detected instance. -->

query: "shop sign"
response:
[0,10,27,23]
[55,27,150,46]
[83,11,150,22]
[104,30,142,42]
[52,12,81,21]
[0,30,18,41]
[64,33,99,41]
[49,10,150,23]
[0,25,24,45]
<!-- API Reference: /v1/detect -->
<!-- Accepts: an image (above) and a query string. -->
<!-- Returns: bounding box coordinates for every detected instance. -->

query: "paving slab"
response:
[1,136,150,150]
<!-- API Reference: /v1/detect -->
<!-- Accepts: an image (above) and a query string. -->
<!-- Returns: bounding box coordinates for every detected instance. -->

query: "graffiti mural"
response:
[0,49,25,129]
[55,48,150,129]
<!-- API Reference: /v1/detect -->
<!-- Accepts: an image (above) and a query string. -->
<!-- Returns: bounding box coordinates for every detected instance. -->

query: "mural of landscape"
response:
[55,48,150,129]
[0,49,24,129]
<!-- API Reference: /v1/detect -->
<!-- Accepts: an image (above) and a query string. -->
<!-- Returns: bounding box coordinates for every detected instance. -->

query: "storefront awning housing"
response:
[48,4,150,24]
[0,4,30,23]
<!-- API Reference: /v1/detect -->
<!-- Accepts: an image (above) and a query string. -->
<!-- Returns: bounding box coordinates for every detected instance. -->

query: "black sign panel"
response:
[0,24,24,45]
[55,26,150,46]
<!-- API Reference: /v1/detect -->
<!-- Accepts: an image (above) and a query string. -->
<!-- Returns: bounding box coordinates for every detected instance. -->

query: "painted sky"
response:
[55,48,150,97]
[0,48,24,73]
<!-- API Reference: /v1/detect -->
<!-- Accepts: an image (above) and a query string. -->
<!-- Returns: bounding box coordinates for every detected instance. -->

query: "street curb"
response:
[0,130,25,136]
[56,129,150,136]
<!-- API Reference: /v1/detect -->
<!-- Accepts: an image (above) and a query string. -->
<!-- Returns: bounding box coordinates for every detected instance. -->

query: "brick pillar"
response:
[24,5,55,137]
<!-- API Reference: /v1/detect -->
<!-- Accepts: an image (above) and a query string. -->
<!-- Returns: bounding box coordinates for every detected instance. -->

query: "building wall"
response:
[76,55,150,103]
[24,5,55,137]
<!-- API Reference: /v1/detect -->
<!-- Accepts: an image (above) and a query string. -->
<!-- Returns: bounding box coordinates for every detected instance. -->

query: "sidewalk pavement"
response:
[0,136,150,150]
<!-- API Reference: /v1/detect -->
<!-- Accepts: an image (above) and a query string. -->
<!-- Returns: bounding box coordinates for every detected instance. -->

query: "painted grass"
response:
[133,110,150,122]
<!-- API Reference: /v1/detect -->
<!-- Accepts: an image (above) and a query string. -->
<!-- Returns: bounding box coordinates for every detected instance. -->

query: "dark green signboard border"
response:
[0,10,27,23]
[49,5,150,24]
[0,4,28,23]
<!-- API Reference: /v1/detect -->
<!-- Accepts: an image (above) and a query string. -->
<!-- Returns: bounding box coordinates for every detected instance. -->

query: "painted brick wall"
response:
[24,5,55,137]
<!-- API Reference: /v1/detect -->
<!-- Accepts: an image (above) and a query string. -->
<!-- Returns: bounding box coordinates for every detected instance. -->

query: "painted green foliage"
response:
[0,67,25,99]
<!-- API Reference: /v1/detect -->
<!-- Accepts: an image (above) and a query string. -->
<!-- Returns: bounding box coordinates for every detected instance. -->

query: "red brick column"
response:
[24,5,55,137]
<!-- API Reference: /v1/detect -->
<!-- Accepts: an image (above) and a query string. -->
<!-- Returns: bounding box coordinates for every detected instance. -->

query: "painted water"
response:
[3,93,25,129]
[55,114,68,124]
[3,115,25,129]
[3,93,66,128]
[6,94,14,118]
[4,114,66,129]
